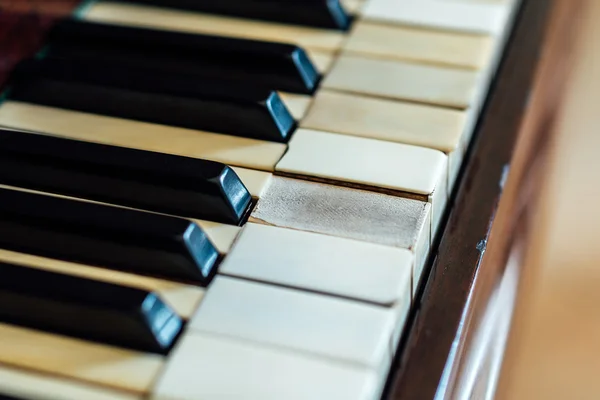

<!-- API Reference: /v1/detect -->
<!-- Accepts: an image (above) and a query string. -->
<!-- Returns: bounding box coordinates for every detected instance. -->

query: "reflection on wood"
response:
[497,0,600,398]
[450,1,584,398]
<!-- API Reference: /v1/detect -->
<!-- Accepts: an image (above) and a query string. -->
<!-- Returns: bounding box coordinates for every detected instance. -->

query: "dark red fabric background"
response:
[0,0,80,88]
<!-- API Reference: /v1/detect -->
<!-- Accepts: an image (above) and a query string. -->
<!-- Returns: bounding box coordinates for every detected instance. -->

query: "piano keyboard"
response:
[0,0,520,398]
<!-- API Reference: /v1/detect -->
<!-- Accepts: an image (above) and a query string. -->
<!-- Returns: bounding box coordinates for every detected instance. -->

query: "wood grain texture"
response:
[382,1,557,399]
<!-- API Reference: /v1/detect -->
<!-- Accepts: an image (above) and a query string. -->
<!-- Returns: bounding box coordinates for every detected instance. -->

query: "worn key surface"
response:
[0,129,252,224]
[276,129,448,235]
[0,262,182,354]
[250,177,431,288]
[0,188,219,285]
[46,19,320,94]
[108,0,352,30]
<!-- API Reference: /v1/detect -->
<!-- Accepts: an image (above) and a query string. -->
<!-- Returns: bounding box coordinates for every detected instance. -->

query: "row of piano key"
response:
[0,0,519,399]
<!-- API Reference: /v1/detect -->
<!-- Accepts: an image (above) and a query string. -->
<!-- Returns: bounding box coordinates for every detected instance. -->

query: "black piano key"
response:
[0,394,23,400]
[110,0,352,30]
[9,59,295,143]
[0,129,252,225]
[0,188,219,285]
[46,19,320,94]
[0,395,22,400]
[0,262,183,354]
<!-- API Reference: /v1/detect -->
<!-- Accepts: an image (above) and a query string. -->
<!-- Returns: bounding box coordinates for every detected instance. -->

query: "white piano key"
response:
[0,323,163,395]
[362,0,511,35]
[219,222,413,305]
[0,101,287,172]
[300,91,463,207]
[323,54,480,109]
[151,332,380,400]
[192,220,242,254]
[344,21,494,69]
[342,0,366,14]
[84,2,346,52]
[277,129,446,195]
[249,177,431,288]
[301,90,466,153]
[276,129,447,234]
[279,92,314,120]
[0,249,204,319]
[189,276,398,371]
[230,167,273,198]
[306,49,336,73]
[0,365,140,400]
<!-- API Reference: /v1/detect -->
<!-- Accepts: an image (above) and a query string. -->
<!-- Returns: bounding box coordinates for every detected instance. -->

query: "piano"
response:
[0,0,566,399]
